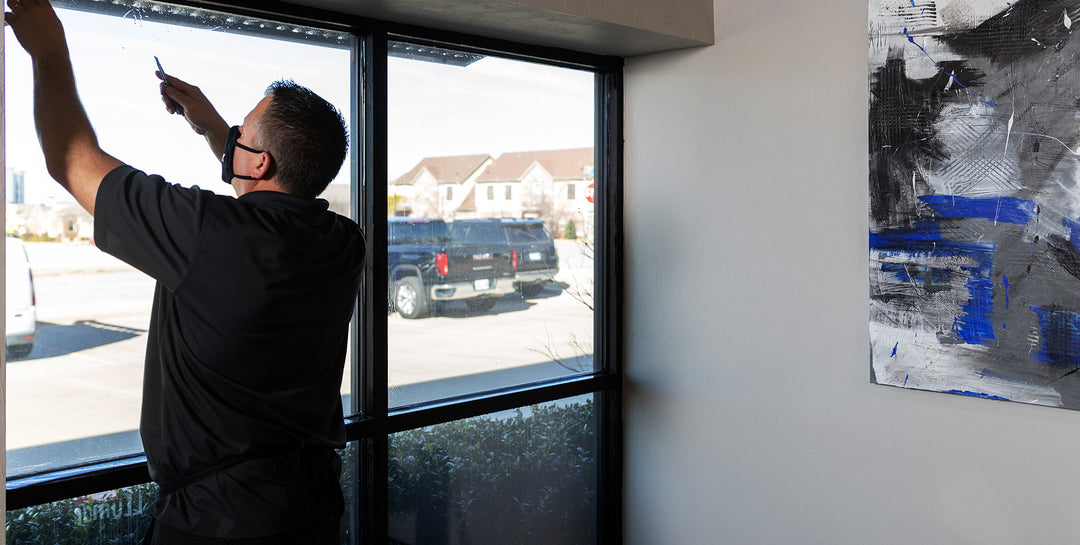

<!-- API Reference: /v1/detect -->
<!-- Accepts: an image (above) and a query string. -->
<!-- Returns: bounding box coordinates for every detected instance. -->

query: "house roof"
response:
[52,203,93,222]
[392,154,492,186]
[477,148,594,183]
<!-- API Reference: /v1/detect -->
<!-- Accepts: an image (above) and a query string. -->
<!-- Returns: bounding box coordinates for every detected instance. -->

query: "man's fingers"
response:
[162,73,196,93]
[161,85,187,115]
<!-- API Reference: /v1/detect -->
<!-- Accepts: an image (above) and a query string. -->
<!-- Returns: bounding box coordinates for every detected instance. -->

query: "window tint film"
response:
[4,1,353,477]
[386,42,597,407]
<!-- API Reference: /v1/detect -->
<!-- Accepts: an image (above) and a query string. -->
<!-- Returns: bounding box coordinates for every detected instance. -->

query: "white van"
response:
[6,237,37,359]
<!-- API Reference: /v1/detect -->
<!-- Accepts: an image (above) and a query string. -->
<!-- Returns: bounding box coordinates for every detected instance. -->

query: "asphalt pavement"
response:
[7,239,595,477]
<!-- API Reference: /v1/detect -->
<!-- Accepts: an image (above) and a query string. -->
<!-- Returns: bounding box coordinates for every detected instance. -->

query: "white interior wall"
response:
[623,1,1080,543]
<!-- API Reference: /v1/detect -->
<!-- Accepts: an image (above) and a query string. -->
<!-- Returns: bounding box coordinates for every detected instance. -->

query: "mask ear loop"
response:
[222,125,268,184]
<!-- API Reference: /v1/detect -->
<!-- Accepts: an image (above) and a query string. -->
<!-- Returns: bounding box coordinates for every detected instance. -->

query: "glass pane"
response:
[5,2,353,477]
[388,395,597,545]
[6,445,355,543]
[387,42,596,407]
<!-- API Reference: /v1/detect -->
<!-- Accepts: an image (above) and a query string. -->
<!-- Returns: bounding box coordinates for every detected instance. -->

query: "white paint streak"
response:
[1066,9,1073,29]
[1004,112,1014,157]
[944,70,954,91]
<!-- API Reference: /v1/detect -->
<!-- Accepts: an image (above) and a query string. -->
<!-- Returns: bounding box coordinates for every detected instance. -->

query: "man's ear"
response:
[251,151,273,180]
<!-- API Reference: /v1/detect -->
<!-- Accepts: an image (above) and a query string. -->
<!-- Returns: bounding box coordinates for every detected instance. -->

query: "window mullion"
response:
[358,29,390,545]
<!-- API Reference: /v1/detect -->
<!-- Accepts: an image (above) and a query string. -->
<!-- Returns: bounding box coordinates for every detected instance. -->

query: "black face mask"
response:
[221,125,269,184]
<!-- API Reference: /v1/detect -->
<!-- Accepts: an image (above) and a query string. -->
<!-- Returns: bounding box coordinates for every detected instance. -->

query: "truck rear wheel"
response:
[394,277,428,319]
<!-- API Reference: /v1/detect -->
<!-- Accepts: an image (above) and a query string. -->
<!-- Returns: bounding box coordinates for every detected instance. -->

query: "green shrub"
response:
[389,400,596,545]
[6,483,157,545]
[563,220,577,240]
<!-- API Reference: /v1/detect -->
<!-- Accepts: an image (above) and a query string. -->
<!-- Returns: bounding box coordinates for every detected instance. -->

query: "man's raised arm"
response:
[5,0,122,216]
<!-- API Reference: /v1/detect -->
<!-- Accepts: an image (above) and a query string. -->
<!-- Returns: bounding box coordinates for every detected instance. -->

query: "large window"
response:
[386,41,596,407]
[4,1,353,478]
[5,2,622,543]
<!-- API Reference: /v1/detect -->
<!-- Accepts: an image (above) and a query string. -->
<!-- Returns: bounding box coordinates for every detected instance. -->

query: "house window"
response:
[8,4,623,545]
[568,183,576,200]
[505,184,513,200]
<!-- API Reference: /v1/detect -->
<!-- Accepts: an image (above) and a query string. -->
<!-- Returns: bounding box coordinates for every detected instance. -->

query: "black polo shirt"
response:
[94,165,365,538]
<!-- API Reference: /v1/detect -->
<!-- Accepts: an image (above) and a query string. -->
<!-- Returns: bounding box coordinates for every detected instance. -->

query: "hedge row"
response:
[6,400,595,545]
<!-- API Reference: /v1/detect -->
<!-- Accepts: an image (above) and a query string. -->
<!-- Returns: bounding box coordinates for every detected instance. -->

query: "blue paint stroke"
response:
[871,222,997,345]
[1030,307,1080,366]
[904,374,909,386]
[1064,216,1080,253]
[918,195,1037,225]
[871,221,995,252]
[944,389,1010,401]
[879,262,953,286]
[891,342,899,357]
[903,28,999,107]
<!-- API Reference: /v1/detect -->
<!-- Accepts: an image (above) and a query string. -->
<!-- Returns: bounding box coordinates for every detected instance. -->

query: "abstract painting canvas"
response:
[869,0,1080,408]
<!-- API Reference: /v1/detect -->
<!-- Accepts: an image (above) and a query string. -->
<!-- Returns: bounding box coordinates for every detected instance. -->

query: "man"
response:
[5,1,366,543]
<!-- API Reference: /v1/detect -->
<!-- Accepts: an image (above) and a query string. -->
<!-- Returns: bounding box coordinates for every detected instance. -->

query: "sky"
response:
[4,4,594,206]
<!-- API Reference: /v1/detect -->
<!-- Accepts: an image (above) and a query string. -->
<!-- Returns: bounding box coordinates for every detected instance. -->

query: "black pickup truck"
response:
[388,218,516,319]
[500,219,559,297]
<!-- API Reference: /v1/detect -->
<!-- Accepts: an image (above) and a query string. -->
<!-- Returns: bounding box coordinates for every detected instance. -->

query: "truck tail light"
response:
[512,249,518,270]
[436,253,449,276]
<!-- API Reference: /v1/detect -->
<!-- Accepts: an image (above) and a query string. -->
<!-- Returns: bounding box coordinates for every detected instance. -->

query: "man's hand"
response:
[159,74,230,159]
[5,0,67,59]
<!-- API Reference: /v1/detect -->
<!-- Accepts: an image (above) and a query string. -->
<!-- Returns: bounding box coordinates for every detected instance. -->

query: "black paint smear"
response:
[940,0,1080,65]
[869,55,986,228]
[1046,233,1080,281]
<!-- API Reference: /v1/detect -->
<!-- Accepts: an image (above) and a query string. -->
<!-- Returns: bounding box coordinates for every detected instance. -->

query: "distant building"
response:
[6,202,93,241]
[390,148,594,236]
[390,154,493,219]
[6,168,26,204]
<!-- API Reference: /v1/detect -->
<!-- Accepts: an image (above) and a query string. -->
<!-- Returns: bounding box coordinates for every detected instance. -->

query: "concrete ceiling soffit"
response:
[281,0,714,57]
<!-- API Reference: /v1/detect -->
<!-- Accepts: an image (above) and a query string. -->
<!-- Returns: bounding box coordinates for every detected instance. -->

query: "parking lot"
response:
[6,240,594,474]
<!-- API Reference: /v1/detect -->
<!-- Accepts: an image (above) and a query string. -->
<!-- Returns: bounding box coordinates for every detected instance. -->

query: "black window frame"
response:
[5,1,624,543]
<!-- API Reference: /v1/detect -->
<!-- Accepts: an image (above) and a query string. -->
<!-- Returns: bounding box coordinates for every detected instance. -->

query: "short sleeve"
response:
[94,165,209,291]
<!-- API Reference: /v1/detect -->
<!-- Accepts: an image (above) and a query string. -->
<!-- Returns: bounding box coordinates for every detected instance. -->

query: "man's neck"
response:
[234,178,290,197]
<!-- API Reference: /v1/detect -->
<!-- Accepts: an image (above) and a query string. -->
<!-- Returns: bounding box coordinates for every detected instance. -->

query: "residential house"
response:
[474,147,593,237]
[393,148,594,237]
[6,202,92,241]
[389,154,493,219]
